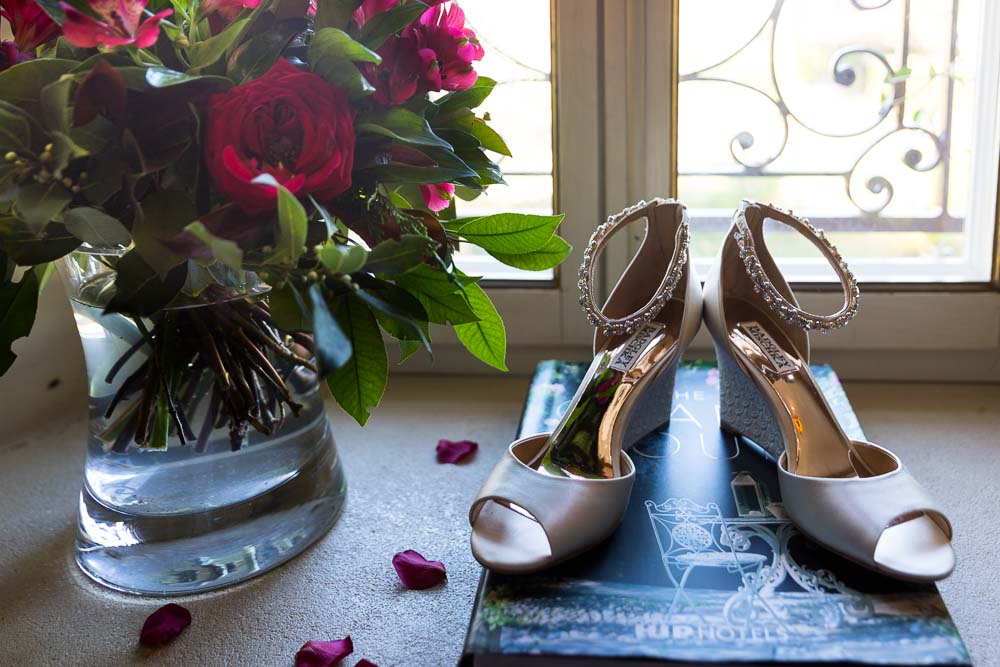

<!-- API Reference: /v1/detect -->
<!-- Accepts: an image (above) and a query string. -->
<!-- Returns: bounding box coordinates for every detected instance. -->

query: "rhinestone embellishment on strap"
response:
[733,202,860,333]
[577,198,690,337]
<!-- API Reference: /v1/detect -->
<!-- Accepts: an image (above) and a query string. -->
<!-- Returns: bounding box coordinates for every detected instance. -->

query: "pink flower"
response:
[420,182,455,212]
[359,33,437,106]
[392,549,446,590]
[295,637,353,667]
[201,0,260,34]
[295,638,352,666]
[139,604,191,647]
[351,0,400,27]
[61,0,172,49]
[0,42,32,71]
[413,2,483,92]
[1,0,60,51]
[436,438,476,463]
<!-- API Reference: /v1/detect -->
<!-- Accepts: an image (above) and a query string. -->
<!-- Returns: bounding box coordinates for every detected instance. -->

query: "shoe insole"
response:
[726,300,857,479]
[536,322,677,479]
[874,513,955,581]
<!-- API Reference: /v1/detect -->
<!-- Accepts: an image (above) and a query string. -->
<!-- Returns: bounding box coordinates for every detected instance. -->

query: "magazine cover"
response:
[460,361,969,666]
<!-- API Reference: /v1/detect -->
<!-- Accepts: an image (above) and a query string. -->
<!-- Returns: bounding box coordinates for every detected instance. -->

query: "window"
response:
[452,0,556,281]
[677,0,1000,283]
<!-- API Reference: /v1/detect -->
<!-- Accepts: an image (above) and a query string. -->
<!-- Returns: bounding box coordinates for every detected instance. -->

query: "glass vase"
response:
[58,249,346,595]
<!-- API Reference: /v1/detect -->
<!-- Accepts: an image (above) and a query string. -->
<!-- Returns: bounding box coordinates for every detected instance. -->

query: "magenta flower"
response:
[392,549,446,590]
[1,0,60,52]
[360,33,437,106]
[295,636,353,667]
[351,0,400,27]
[139,603,191,647]
[436,438,476,463]
[0,42,32,71]
[420,182,455,212]
[60,0,172,49]
[413,2,483,92]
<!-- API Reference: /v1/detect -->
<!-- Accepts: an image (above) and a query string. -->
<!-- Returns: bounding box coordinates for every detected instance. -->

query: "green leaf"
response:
[14,182,72,232]
[114,67,233,91]
[393,262,477,295]
[452,112,512,156]
[184,221,243,270]
[0,59,76,103]
[0,222,81,265]
[309,28,382,98]
[355,284,430,354]
[318,243,368,274]
[132,190,195,276]
[489,234,571,271]
[268,283,312,332]
[0,263,47,376]
[358,1,427,49]
[226,21,305,84]
[367,147,479,185]
[452,213,564,254]
[435,77,496,114]
[185,18,250,72]
[39,76,74,134]
[270,183,308,265]
[63,207,132,248]
[406,287,478,325]
[313,0,362,31]
[364,234,431,274]
[357,107,452,149]
[0,102,33,153]
[105,251,188,316]
[309,283,353,374]
[454,282,507,371]
[326,293,387,426]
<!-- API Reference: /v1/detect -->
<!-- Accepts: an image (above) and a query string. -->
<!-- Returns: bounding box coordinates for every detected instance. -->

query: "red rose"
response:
[204,59,356,213]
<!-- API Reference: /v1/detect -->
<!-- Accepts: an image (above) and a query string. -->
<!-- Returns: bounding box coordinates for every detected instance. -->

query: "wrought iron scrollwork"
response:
[680,0,960,232]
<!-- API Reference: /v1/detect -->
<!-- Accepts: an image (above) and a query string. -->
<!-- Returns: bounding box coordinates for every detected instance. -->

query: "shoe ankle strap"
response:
[578,198,690,337]
[734,200,860,333]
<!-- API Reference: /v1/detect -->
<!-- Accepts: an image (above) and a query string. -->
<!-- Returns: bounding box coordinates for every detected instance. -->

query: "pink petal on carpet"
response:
[393,549,447,590]
[436,438,477,463]
[139,603,191,647]
[295,636,353,666]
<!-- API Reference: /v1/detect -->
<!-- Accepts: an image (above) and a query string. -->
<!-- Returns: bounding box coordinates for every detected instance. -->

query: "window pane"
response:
[678,0,999,282]
[452,0,555,281]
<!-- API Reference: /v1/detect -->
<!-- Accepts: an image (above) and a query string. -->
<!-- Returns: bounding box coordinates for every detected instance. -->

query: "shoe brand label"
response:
[741,322,796,373]
[610,322,665,373]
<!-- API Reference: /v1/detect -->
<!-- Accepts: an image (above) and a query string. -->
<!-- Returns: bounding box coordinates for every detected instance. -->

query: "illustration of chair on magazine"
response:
[645,498,785,627]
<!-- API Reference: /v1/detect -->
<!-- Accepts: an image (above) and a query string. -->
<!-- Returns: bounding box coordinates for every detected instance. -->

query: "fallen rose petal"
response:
[295,636,353,667]
[356,660,379,667]
[436,439,477,464]
[139,603,191,647]
[393,550,446,590]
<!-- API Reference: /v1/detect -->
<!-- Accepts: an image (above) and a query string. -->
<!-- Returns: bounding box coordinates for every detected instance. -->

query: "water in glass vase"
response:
[64,260,346,596]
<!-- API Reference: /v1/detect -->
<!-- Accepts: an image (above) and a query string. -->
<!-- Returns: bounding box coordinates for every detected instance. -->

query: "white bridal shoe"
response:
[704,200,955,582]
[469,199,703,573]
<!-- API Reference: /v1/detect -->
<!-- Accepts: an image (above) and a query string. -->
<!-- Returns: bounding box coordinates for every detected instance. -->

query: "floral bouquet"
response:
[0,0,569,447]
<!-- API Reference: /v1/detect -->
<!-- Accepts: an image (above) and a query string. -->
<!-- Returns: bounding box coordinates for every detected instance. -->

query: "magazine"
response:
[460,361,969,666]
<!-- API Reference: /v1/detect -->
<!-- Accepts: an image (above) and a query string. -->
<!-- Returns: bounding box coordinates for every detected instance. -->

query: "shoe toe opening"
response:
[873,513,955,581]
[471,500,553,573]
